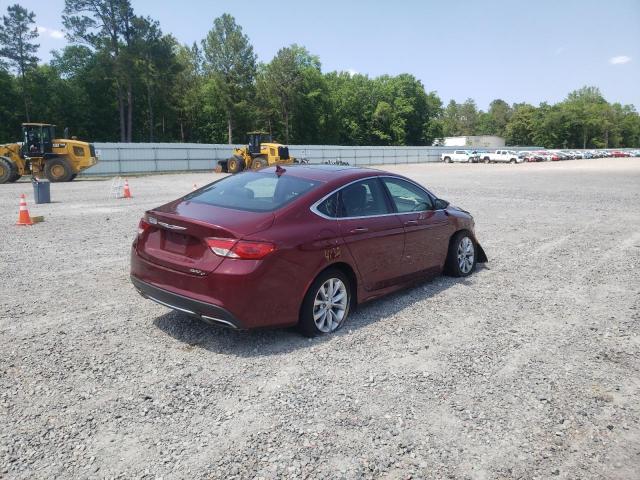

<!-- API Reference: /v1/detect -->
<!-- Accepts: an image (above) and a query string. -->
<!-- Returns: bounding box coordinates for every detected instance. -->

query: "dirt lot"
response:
[1,158,639,479]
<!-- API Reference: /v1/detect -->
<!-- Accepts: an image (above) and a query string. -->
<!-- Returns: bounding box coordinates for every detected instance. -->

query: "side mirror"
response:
[434,198,449,210]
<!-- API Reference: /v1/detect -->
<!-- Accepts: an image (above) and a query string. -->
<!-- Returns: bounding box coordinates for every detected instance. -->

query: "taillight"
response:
[137,218,151,236]
[205,237,275,260]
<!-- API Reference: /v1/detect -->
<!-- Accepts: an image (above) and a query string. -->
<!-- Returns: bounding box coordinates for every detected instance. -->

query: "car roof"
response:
[258,164,385,184]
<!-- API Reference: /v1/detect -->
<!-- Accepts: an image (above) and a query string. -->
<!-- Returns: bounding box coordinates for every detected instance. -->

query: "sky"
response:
[12,0,640,110]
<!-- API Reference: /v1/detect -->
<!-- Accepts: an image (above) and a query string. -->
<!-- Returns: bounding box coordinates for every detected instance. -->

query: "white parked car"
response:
[480,150,522,164]
[441,150,480,163]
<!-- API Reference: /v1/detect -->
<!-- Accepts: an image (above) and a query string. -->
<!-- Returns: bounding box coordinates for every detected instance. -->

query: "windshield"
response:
[185,172,320,212]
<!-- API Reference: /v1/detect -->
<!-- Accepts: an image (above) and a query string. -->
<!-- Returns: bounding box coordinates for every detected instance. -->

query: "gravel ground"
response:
[1,158,639,479]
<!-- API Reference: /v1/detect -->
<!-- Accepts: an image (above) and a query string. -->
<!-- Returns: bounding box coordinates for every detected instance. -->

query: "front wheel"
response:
[445,232,477,277]
[443,156,451,163]
[484,157,490,164]
[299,269,351,337]
[44,157,74,182]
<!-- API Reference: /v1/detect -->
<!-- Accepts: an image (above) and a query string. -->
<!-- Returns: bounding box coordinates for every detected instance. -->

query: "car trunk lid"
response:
[136,200,274,275]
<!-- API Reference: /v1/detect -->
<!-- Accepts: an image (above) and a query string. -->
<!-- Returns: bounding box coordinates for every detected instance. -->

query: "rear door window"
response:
[187,172,319,212]
[338,178,390,218]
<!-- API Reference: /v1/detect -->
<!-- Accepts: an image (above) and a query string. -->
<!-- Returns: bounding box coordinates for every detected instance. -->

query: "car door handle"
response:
[349,227,369,233]
[404,220,418,226]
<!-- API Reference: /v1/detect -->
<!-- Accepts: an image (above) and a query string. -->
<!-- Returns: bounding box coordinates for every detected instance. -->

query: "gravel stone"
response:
[1,158,639,479]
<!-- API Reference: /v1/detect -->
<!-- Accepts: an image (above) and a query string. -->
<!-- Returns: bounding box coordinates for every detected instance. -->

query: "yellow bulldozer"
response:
[218,132,295,174]
[0,123,98,184]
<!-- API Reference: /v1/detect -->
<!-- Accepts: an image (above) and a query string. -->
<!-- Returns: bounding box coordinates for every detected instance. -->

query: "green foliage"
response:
[0,4,39,120]
[0,7,638,148]
[201,13,256,144]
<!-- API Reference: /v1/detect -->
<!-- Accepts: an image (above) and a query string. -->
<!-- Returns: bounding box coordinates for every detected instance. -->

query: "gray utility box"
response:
[32,178,51,204]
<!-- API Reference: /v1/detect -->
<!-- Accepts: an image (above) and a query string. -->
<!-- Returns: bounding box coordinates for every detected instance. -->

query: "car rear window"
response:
[185,172,320,212]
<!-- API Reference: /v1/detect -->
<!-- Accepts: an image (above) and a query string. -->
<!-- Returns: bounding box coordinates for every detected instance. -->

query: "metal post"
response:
[153,146,158,172]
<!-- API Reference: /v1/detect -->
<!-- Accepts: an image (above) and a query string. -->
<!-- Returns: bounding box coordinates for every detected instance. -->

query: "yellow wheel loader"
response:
[218,132,295,174]
[0,123,98,184]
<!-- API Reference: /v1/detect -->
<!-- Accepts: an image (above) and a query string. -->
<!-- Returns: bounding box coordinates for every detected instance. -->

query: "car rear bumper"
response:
[131,275,243,329]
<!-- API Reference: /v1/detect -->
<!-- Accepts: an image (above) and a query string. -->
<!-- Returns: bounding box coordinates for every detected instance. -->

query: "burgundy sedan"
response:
[131,165,487,336]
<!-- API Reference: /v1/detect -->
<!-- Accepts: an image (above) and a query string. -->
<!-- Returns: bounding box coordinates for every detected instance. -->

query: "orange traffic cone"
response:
[16,194,34,226]
[123,178,132,199]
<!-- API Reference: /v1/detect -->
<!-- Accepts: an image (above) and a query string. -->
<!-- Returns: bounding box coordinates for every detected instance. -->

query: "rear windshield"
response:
[185,172,320,212]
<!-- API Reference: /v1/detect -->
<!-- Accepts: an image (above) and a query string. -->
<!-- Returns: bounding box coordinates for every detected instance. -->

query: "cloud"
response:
[37,25,65,40]
[555,47,566,55]
[346,68,358,77]
[609,55,631,65]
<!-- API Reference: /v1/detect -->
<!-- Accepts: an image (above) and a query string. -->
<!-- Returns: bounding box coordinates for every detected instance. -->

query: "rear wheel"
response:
[299,269,351,337]
[44,157,74,182]
[9,171,21,182]
[227,156,245,174]
[510,158,517,164]
[443,156,451,163]
[0,156,16,184]
[484,157,490,164]
[445,232,477,277]
[252,156,267,169]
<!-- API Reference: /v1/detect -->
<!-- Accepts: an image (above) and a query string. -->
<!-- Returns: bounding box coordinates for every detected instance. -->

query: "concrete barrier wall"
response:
[86,143,544,176]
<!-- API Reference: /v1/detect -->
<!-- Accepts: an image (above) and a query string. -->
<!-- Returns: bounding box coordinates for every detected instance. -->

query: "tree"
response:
[478,99,512,137]
[63,0,137,141]
[561,86,607,148]
[441,100,461,137]
[130,17,182,141]
[0,66,21,141]
[459,98,479,135]
[0,4,39,121]
[258,44,321,143]
[173,43,206,142]
[422,92,444,145]
[505,103,536,146]
[202,14,256,144]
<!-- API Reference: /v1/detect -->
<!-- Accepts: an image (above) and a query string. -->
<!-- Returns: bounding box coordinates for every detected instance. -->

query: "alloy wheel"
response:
[457,237,475,274]
[313,278,348,333]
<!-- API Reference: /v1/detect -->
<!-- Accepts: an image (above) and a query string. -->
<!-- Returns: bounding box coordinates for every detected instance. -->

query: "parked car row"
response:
[517,149,640,162]
[441,148,640,164]
[441,149,525,164]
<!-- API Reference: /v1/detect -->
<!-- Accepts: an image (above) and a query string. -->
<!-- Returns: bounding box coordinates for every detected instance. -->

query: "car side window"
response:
[382,177,434,213]
[338,179,390,218]
[316,192,340,218]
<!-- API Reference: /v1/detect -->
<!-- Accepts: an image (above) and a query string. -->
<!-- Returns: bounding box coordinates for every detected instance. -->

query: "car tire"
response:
[44,157,74,182]
[227,155,245,174]
[0,156,17,184]
[444,157,451,163]
[484,157,490,164]
[252,156,267,169]
[445,231,477,277]
[510,158,517,164]
[299,268,352,337]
